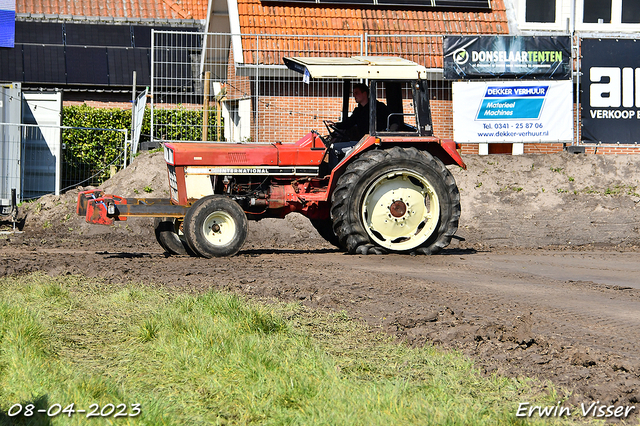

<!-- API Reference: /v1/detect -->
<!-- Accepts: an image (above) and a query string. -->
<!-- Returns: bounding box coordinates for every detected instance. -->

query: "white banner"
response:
[453,81,573,143]
[132,88,148,154]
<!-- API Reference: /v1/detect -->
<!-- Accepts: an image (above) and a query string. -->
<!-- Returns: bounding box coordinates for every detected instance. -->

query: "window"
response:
[622,0,640,23]
[525,0,556,23]
[583,0,612,23]
[520,0,640,31]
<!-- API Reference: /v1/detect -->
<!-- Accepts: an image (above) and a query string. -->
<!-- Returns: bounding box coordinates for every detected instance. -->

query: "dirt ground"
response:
[2,150,640,421]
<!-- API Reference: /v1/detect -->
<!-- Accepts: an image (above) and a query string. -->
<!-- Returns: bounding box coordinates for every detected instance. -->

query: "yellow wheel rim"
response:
[362,170,440,251]
[202,211,236,247]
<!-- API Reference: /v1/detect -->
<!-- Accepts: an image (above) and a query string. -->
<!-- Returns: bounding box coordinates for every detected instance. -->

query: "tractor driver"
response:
[330,83,390,142]
[322,83,391,171]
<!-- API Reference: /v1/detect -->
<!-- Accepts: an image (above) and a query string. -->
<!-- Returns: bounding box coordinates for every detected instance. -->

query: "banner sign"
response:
[443,36,571,80]
[0,0,15,48]
[581,39,640,144]
[131,88,148,155]
[453,81,573,143]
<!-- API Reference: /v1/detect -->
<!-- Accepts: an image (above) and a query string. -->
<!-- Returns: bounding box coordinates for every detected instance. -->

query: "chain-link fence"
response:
[152,31,365,144]
[150,31,549,146]
[145,31,628,150]
[0,122,127,205]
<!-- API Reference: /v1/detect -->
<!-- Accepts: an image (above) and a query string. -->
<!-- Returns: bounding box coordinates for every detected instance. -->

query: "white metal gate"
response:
[0,83,21,215]
[21,91,63,199]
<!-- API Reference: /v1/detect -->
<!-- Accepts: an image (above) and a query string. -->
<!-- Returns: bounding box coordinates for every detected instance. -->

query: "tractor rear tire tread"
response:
[310,218,343,249]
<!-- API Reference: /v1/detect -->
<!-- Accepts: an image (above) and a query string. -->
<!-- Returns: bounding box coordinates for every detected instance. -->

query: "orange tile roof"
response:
[237,0,508,66]
[16,0,208,20]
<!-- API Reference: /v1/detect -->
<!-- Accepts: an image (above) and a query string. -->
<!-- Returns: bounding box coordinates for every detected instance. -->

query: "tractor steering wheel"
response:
[323,120,349,141]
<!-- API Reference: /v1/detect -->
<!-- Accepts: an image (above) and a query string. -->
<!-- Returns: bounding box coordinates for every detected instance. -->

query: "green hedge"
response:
[62,104,222,187]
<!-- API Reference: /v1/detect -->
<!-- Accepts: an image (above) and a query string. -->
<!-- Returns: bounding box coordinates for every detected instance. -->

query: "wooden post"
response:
[202,71,211,141]
[216,95,223,141]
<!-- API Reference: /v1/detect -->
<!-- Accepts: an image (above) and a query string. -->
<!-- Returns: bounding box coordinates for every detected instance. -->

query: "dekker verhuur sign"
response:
[453,81,573,143]
[477,86,548,120]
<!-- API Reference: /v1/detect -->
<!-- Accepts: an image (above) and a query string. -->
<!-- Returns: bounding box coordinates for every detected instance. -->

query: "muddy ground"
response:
[2,150,640,422]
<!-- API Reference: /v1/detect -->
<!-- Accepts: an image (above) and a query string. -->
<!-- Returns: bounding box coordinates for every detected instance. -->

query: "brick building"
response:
[200,0,510,148]
[202,0,640,154]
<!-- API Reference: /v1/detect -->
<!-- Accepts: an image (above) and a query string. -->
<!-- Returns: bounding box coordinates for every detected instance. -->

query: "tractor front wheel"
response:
[183,195,248,258]
[331,147,460,255]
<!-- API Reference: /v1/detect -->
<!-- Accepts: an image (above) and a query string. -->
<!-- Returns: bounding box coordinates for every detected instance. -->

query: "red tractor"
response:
[77,56,466,257]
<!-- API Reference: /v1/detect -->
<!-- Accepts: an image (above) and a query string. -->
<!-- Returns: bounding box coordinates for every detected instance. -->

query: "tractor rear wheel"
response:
[154,217,191,255]
[183,195,248,258]
[331,147,460,255]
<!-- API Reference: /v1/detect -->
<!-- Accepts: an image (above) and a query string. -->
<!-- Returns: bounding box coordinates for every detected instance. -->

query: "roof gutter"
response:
[226,0,243,63]
[16,13,204,27]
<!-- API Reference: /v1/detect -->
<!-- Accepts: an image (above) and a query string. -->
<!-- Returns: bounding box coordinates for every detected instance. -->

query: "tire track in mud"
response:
[333,254,640,352]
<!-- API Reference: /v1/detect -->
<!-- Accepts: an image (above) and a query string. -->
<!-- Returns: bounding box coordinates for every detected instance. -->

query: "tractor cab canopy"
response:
[284,56,434,138]
[283,56,429,80]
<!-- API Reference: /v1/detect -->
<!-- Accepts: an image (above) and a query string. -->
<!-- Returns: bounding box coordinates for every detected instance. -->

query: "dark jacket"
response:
[336,101,390,140]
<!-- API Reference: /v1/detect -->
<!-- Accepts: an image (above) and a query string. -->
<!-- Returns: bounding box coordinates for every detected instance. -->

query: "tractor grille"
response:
[227,152,248,164]
[167,165,179,203]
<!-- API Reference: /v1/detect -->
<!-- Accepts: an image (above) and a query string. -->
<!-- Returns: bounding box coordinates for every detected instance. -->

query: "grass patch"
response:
[500,185,524,193]
[575,185,640,197]
[0,273,576,425]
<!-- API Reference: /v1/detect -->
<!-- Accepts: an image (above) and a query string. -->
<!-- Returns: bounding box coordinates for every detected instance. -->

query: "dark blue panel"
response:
[376,0,426,4]
[134,26,201,48]
[321,0,374,3]
[153,28,203,49]
[66,46,109,84]
[154,47,191,89]
[107,47,150,86]
[132,26,154,48]
[15,22,63,44]
[0,44,23,81]
[65,23,132,47]
[434,0,490,7]
[22,45,66,83]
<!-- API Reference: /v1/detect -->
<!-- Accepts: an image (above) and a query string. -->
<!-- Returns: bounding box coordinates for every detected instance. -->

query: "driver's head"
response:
[352,83,369,107]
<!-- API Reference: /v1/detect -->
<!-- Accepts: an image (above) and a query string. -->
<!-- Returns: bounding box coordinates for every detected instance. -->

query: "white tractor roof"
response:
[283,56,429,80]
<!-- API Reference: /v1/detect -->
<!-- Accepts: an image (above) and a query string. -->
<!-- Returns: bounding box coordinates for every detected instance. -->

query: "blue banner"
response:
[477,85,548,120]
[0,0,15,48]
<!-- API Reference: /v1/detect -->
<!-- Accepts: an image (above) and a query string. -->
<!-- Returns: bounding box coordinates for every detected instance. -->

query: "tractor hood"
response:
[164,142,279,167]
[163,132,326,170]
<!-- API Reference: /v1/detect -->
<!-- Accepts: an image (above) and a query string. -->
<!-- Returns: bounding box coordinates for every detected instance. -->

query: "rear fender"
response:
[327,135,466,194]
